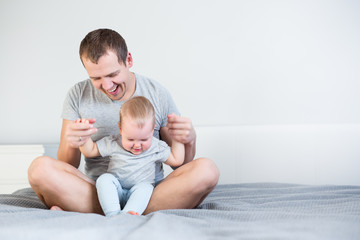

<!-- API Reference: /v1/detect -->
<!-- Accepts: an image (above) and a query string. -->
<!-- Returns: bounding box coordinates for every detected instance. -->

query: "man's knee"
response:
[28,156,54,186]
[192,158,220,190]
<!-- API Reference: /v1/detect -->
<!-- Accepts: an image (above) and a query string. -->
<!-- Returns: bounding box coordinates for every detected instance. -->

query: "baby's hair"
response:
[120,96,155,128]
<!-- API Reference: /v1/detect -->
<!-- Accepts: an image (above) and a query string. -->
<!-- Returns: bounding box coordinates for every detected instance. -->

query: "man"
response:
[28,28,219,214]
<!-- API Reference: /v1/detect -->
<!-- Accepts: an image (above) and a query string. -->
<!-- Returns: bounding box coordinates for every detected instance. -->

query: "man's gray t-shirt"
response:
[97,135,170,189]
[61,73,179,181]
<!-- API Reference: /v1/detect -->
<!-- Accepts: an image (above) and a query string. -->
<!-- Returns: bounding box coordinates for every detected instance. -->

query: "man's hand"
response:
[65,118,97,148]
[166,114,196,145]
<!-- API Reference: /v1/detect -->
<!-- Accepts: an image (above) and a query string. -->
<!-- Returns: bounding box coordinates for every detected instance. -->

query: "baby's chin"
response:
[130,149,143,155]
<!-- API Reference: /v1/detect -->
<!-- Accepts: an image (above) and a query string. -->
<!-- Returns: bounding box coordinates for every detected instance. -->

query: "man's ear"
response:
[126,52,133,68]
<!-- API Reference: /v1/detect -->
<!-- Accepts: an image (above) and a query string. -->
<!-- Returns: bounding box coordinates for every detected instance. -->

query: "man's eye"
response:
[91,77,100,81]
[109,72,119,78]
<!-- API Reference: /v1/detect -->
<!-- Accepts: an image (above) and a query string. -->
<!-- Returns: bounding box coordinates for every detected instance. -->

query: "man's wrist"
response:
[185,138,196,148]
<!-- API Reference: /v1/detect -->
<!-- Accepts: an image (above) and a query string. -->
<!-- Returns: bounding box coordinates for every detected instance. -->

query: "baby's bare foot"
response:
[127,211,140,215]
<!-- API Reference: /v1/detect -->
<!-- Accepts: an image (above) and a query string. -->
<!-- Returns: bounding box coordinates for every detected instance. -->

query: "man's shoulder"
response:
[134,73,171,101]
[67,79,93,94]
[135,73,165,89]
[73,79,93,90]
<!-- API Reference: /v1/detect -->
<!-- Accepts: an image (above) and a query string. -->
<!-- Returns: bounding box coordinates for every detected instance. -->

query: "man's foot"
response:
[50,206,64,211]
[127,211,140,215]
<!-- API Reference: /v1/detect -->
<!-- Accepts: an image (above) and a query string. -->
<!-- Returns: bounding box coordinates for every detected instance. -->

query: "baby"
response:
[78,96,184,216]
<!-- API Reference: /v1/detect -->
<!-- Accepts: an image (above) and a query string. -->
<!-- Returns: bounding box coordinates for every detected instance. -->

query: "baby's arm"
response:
[165,139,185,167]
[76,119,100,158]
[79,137,100,158]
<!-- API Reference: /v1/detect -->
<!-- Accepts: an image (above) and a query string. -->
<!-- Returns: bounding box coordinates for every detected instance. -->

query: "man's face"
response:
[82,50,133,101]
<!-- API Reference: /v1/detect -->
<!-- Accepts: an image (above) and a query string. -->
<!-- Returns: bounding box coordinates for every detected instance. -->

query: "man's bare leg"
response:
[50,206,63,211]
[143,157,219,214]
[28,156,103,214]
[28,156,219,215]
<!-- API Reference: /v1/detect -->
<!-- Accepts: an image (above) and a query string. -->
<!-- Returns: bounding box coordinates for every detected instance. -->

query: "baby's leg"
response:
[96,173,123,217]
[122,182,153,215]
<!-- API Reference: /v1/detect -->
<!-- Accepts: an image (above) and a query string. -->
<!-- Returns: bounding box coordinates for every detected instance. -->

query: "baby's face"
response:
[120,118,154,155]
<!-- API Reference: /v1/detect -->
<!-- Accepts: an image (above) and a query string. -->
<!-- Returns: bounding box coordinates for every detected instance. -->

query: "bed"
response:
[1,183,360,240]
[1,124,360,239]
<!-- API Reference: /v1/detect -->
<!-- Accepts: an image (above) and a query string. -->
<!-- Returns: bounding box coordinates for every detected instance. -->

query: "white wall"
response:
[0,0,359,184]
[194,124,360,185]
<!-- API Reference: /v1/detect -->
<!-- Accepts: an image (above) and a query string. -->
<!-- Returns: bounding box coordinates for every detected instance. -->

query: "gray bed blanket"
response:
[0,183,359,240]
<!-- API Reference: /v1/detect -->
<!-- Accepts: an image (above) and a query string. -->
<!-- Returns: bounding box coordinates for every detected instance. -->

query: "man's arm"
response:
[76,118,100,158]
[160,114,196,164]
[57,119,97,168]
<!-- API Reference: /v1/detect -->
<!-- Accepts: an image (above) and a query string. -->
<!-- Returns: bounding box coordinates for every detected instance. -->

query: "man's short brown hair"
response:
[79,28,128,65]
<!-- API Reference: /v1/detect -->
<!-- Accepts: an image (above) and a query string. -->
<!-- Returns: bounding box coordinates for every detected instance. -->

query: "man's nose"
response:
[101,78,113,90]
